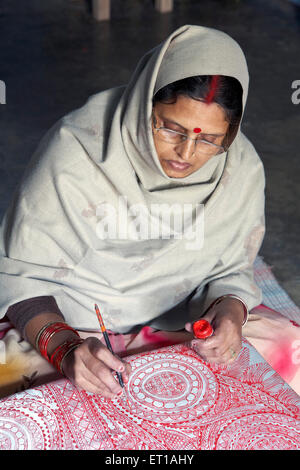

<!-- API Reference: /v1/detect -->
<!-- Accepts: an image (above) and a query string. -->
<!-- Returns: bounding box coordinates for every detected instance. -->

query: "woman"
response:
[0,25,284,398]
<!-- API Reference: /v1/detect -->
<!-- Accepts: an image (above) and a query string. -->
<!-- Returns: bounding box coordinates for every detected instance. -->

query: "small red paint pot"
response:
[192,319,213,339]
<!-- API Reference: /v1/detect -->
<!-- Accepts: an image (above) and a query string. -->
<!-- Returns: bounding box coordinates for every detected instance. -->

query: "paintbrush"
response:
[94,304,130,406]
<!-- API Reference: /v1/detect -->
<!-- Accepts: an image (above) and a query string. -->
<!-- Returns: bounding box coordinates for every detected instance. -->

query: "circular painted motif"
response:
[0,392,63,450]
[215,413,300,450]
[124,351,218,423]
[0,416,44,450]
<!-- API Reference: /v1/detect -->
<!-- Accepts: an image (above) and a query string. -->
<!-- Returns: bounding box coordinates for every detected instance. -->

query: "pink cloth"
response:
[243,303,300,394]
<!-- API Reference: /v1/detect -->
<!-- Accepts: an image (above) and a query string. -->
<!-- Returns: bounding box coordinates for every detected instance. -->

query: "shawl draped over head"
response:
[0,25,265,333]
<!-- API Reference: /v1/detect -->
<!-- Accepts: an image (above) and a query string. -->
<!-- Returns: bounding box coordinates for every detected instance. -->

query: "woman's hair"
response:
[152,75,243,150]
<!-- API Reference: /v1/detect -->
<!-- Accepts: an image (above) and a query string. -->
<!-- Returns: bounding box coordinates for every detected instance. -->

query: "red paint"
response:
[205,75,220,104]
[193,127,201,133]
[192,319,213,339]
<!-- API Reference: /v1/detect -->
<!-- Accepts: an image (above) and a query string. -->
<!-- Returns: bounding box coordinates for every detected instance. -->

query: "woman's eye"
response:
[163,122,181,132]
[165,130,181,140]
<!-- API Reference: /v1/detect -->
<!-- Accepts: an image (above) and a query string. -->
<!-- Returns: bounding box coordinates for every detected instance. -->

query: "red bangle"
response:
[50,339,84,374]
[38,322,80,360]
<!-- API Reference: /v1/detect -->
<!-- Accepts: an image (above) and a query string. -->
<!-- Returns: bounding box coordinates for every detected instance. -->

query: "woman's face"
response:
[152,95,230,178]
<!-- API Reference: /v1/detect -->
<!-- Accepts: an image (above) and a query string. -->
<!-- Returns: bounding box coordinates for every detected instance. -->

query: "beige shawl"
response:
[0,25,265,333]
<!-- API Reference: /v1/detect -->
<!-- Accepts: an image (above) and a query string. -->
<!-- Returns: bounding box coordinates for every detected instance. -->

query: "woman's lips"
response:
[166,160,192,171]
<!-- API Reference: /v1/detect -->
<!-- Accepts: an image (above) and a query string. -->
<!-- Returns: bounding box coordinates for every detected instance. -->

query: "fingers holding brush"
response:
[62,336,131,398]
[62,303,133,398]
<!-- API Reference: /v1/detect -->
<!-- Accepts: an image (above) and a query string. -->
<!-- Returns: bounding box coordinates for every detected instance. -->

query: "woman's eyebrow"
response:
[161,115,226,137]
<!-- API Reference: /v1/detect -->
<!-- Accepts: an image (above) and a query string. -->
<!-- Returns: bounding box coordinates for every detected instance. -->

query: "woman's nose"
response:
[175,139,196,161]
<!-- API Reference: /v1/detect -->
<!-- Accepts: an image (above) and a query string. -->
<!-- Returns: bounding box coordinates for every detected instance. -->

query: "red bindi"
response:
[193,127,201,133]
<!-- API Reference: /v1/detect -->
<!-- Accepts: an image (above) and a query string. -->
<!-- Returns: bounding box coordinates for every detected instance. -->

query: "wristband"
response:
[50,338,84,374]
[37,321,80,360]
[35,320,61,351]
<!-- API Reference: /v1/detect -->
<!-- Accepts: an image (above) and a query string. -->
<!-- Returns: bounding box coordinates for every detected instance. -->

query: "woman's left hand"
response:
[185,297,245,364]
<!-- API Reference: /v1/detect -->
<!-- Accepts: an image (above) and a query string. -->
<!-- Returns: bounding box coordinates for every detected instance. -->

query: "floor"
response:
[0,0,299,306]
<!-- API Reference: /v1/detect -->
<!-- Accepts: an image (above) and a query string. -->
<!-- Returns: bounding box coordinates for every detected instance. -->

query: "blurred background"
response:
[0,0,299,305]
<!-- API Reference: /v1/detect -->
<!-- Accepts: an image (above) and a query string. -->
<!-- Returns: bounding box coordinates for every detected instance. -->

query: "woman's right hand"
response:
[62,336,132,398]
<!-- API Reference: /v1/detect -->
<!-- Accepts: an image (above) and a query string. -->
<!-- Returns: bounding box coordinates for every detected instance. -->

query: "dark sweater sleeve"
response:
[6,296,65,340]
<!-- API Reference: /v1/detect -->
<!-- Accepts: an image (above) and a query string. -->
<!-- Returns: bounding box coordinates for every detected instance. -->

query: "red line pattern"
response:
[0,340,299,450]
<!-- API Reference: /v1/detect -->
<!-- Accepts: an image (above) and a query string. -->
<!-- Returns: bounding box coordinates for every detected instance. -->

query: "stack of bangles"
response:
[35,321,84,374]
[204,294,249,326]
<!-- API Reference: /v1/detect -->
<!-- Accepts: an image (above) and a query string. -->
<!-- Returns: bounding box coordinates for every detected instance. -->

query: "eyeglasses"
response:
[152,112,225,157]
